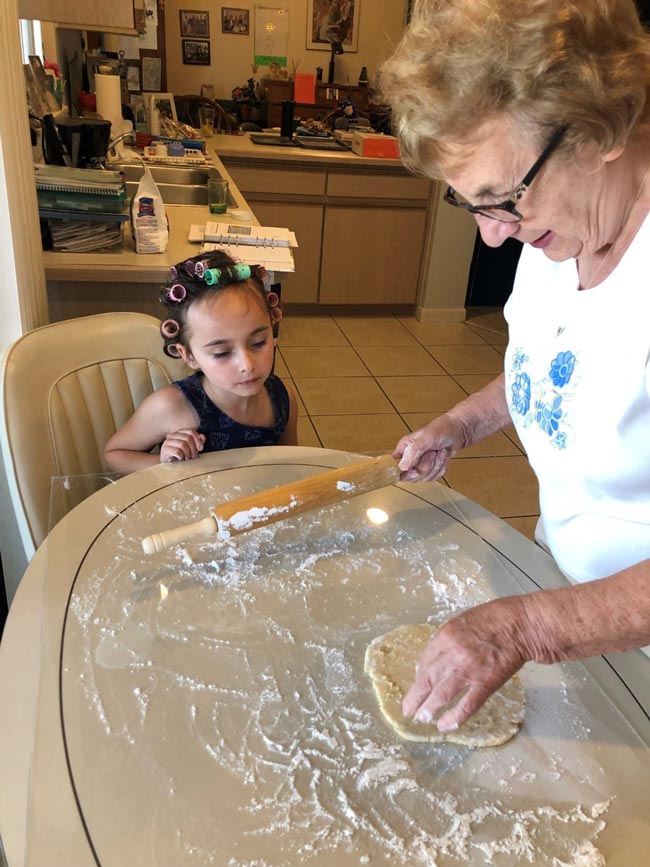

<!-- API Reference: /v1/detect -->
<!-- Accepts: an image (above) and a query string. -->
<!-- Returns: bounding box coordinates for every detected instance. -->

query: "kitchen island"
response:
[213,134,435,305]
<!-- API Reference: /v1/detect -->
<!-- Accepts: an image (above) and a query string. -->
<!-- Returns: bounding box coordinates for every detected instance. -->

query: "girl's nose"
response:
[474,214,520,248]
[238,350,254,372]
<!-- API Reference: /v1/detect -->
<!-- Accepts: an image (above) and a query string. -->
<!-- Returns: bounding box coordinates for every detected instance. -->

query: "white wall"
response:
[1,0,49,604]
[165,0,408,100]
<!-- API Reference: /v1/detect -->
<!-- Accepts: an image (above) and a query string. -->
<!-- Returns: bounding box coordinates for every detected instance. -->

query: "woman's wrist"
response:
[445,374,510,450]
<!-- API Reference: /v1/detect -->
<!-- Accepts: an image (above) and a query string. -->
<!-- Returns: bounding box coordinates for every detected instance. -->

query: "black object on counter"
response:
[280,100,295,138]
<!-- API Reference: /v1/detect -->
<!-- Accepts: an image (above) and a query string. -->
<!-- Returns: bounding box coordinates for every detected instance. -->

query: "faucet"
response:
[106,130,137,162]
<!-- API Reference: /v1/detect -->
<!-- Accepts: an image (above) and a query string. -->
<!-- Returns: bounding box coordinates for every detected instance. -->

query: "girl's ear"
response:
[176,343,200,369]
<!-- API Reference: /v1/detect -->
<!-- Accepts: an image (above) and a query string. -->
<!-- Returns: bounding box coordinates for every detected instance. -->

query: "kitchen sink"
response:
[110,161,237,207]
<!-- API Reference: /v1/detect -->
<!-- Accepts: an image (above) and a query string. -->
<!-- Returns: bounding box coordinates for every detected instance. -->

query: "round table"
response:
[2,446,650,867]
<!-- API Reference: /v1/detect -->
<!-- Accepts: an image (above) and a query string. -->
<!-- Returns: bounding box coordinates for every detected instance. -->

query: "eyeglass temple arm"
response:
[513,125,569,198]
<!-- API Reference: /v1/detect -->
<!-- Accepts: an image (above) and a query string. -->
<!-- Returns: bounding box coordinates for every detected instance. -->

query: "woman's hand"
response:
[159,429,205,463]
[393,414,468,482]
[403,597,529,731]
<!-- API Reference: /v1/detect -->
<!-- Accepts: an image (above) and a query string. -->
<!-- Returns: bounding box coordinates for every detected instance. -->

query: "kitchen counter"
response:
[212,129,408,169]
[42,134,469,320]
[41,134,409,285]
[42,151,256,285]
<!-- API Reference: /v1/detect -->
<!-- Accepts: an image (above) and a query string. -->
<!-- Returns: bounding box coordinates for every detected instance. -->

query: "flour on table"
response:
[60,473,621,866]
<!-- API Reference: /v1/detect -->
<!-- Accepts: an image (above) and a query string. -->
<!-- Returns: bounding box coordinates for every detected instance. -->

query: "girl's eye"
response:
[214,350,231,359]
[251,339,268,349]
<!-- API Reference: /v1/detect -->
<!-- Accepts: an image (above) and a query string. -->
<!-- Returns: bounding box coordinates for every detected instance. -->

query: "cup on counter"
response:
[199,107,215,138]
[207,178,229,214]
[146,142,168,157]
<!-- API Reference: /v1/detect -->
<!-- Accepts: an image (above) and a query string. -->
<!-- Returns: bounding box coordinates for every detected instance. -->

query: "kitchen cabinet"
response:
[263,79,369,128]
[320,205,427,304]
[18,0,135,32]
[247,201,323,304]
[222,150,434,307]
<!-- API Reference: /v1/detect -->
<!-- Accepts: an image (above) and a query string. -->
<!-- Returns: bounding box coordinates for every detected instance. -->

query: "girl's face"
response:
[178,286,275,399]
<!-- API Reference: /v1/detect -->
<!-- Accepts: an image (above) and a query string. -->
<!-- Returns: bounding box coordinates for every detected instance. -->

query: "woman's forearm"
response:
[446,373,511,449]
[520,559,650,663]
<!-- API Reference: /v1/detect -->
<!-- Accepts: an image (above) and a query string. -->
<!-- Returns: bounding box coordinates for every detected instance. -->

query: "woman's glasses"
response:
[444,126,568,223]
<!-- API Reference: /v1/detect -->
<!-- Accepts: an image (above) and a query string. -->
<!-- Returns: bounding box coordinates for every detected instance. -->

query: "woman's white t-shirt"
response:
[503,215,650,583]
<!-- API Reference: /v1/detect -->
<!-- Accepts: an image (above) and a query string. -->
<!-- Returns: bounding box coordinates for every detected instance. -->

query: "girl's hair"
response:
[159,250,282,358]
[380,0,650,178]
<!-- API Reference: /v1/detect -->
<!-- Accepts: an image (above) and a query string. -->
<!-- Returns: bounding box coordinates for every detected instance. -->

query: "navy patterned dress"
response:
[173,372,290,450]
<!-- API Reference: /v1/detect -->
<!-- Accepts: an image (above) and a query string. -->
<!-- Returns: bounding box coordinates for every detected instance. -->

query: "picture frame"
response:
[306,0,360,52]
[124,59,141,92]
[182,39,212,66]
[179,9,210,38]
[148,92,178,122]
[221,7,250,35]
[130,93,148,132]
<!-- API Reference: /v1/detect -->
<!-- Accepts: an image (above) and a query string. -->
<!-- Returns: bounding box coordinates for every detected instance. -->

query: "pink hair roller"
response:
[167,284,187,303]
[161,318,180,338]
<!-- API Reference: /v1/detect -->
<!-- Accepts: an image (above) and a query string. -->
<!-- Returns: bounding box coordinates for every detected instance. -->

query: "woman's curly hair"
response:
[380,0,650,177]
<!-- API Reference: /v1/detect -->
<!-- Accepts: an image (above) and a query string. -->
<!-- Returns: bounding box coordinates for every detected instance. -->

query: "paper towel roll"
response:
[95,72,131,139]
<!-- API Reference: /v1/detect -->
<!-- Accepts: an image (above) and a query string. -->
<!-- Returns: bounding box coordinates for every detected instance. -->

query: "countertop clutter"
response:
[40,145,255,283]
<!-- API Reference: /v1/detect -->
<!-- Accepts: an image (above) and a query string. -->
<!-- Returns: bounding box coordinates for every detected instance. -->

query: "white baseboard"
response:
[415,306,467,323]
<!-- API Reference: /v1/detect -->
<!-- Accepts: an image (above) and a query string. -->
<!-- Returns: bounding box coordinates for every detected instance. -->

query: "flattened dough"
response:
[365,624,525,747]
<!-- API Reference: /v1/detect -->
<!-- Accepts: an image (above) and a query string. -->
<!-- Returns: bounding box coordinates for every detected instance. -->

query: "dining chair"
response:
[0,312,187,560]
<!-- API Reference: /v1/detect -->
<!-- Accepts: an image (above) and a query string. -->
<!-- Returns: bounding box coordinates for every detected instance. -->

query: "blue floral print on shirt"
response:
[535,394,563,436]
[511,372,531,415]
[549,350,576,387]
[507,347,577,450]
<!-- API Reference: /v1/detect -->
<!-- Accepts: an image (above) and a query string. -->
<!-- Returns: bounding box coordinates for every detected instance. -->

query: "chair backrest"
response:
[174,95,233,132]
[0,312,187,556]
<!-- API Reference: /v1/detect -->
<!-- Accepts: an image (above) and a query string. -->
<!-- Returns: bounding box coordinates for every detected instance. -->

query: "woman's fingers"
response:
[436,684,495,731]
[401,600,529,731]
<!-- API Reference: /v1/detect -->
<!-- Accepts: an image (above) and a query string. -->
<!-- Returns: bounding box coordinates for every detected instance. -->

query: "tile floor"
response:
[276,307,540,541]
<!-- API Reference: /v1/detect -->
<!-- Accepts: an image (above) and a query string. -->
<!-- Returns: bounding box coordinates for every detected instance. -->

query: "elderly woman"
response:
[382,0,650,732]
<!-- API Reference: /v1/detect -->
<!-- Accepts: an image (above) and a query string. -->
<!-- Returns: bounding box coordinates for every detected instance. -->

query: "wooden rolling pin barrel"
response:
[142,454,400,554]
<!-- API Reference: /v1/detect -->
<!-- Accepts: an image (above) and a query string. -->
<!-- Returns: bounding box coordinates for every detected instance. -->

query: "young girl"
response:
[104,251,298,473]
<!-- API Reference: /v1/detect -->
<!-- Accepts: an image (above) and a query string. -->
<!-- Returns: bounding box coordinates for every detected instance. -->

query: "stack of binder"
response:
[35,165,129,252]
[192,222,298,272]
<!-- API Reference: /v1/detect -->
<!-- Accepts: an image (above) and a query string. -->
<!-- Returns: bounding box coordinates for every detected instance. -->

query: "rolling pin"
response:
[142,453,399,554]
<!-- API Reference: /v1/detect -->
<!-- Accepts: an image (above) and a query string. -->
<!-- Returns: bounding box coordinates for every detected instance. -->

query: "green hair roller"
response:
[204,264,252,286]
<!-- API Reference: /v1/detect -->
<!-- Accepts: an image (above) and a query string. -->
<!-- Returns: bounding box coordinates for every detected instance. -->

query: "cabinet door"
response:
[248,201,324,304]
[320,206,428,304]
[18,0,135,29]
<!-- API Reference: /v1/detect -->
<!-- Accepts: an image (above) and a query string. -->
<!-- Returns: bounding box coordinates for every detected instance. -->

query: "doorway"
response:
[465,231,522,307]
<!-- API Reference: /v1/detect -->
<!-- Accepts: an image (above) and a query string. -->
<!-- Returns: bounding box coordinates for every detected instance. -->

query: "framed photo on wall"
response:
[179,9,210,38]
[221,7,250,35]
[307,0,360,52]
[182,39,211,65]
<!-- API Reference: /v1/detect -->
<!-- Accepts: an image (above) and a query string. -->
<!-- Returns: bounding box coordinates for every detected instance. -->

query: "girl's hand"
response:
[159,429,205,463]
[402,597,528,731]
[393,414,468,482]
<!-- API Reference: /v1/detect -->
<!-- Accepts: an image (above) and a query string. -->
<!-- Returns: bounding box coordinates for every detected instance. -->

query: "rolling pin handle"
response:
[142,516,217,554]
